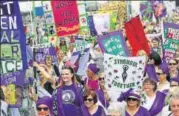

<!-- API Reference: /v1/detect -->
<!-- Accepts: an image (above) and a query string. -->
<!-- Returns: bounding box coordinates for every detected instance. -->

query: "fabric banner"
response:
[34,46,58,65]
[51,0,80,36]
[125,16,150,56]
[97,31,129,56]
[163,22,179,60]
[1,71,24,107]
[104,53,146,94]
[0,1,27,74]
[0,71,25,86]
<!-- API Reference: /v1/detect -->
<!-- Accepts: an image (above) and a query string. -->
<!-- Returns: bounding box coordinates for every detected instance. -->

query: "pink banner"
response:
[51,1,80,36]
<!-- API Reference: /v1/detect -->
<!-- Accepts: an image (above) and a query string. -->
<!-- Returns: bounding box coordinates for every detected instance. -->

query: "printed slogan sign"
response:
[163,22,179,60]
[51,0,80,36]
[104,53,146,93]
[0,1,27,74]
[97,31,129,56]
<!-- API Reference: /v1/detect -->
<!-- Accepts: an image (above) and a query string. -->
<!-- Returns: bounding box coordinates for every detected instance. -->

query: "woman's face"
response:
[87,69,94,78]
[143,81,155,93]
[61,69,73,84]
[168,59,177,71]
[45,57,52,66]
[84,95,95,108]
[156,69,166,82]
[58,51,65,62]
[126,97,139,107]
[37,104,50,116]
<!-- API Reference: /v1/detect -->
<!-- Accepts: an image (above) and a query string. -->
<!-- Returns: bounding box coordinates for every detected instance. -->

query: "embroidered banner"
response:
[0,1,27,74]
[104,53,146,94]
[51,0,80,36]
[163,22,179,60]
[97,31,129,56]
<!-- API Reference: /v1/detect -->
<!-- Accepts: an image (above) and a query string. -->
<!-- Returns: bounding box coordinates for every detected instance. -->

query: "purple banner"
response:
[35,46,58,65]
[0,1,27,74]
[0,71,25,86]
[97,31,129,56]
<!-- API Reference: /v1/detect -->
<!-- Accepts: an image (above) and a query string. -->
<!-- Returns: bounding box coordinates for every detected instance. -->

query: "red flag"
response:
[51,0,80,37]
[125,16,150,56]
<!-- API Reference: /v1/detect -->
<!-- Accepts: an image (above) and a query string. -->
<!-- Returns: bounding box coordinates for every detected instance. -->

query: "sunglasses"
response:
[84,98,93,102]
[169,63,177,65]
[127,98,138,101]
[99,78,104,81]
[37,107,49,111]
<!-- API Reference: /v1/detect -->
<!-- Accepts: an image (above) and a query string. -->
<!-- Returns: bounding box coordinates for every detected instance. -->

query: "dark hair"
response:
[84,90,98,104]
[62,66,74,74]
[143,78,157,91]
[0,87,5,101]
[59,66,77,87]
[149,51,161,65]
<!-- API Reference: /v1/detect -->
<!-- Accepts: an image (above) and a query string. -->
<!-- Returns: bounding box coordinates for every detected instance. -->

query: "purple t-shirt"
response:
[62,85,82,116]
[92,106,106,116]
[125,106,150,116]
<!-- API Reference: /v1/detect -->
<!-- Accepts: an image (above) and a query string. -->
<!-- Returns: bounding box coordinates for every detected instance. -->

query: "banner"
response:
[34,46,58,65]
[0,1,27,74]
[163,22,179,60]
[51,0,80,36]
[77,1,90,35]
[97,31,129,56]
[74,37,88,53]
[140,1,154,22]
[93,13,110,35]
[147,33,164,58]
[104,53,146,93]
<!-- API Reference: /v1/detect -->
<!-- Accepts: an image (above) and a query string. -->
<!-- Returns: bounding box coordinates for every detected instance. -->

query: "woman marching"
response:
[52,66,84,116]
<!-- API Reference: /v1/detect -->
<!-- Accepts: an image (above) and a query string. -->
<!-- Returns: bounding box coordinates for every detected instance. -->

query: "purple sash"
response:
[146,64,158,82]
[96,89,109,108]
[149,91,166,116]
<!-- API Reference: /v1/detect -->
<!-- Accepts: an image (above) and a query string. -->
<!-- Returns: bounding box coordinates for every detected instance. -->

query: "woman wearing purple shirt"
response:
[81,90,106,116]
[118,89,150,116]
[52,66,84,116]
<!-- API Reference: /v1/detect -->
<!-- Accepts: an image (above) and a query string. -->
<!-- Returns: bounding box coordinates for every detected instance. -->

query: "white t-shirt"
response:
[161,105,172,116]
[143,94,156,110]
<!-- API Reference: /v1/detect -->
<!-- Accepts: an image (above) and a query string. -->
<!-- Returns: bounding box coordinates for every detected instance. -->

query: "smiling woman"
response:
[52,66,84,116]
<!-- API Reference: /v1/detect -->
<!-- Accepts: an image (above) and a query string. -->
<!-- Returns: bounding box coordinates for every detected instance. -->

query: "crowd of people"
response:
[0,1,179,116]
[1,39,179,116]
